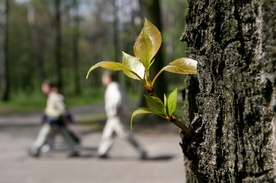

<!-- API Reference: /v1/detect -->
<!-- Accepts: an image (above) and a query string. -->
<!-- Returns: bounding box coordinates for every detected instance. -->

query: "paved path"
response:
[0,104,186,183]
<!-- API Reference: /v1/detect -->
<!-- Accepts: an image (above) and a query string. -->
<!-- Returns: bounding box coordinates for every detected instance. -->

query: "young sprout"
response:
[86,18,197,136]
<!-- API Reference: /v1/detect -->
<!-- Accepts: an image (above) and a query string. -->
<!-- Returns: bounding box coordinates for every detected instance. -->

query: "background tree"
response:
[162,0,186,84]
[1,0,185,107]
[71,0,81,95]
[112,0,120,64]
[112,0,124,85]
[139,0,166,104]
[54,0,63,88]
[27,0,48,84]
[0,0,10,101]
[181,0,276,182]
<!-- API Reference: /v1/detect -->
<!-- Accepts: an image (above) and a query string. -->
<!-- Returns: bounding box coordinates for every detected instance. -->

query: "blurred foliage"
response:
[1,0,186,112]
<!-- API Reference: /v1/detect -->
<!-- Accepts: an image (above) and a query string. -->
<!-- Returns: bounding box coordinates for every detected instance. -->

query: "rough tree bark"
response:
[181,0,276,182]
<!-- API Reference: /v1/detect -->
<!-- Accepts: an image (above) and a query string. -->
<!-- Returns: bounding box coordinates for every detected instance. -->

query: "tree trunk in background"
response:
[72,0,80,95]
[113,0,120,63]
[112,0,125,86]
[181,0,276,182]
[54,0,63,88]
[140,0,166,104]
[28,1,46,84]
[0,0,10,101]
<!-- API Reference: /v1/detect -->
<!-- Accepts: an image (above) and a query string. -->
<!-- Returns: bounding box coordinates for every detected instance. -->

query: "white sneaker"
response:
[41,144,51,153]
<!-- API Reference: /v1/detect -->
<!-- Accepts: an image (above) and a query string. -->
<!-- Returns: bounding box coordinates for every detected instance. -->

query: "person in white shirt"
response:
[29,81,79,157]
[97,71,147,159]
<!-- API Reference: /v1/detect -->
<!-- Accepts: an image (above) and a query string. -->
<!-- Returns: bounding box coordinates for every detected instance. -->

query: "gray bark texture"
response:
[181,0,276,182]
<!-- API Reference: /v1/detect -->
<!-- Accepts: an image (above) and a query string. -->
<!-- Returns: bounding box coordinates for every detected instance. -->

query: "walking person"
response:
[97,71,147,159]
[29,80,79,157]
[41,111,81,153]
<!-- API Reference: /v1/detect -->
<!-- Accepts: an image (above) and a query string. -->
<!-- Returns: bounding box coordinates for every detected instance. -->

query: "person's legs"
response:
[113,116,147,159]
[66,127,81,144]
[58,126,79,156]
[97,118,116,157]
[29,124,53,156]
[41,132,55,153]
[40,115,57,152]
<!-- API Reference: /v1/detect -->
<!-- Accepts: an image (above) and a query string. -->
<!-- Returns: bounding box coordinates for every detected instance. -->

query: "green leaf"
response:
[162,58,198,75]
[122,52,145,80]
[130,108,153,130]
[167,88,178,116]
[133,18,162,69]
[143,19,162,58]
[133,29,153,69]
[86,60,143,81]
[144,95,166,116]
[86,61,126,79]
[163,94,167,108]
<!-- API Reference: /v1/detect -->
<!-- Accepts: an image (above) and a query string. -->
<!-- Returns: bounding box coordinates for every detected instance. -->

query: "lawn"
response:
[0,88,140,116]
[0,83,184,117]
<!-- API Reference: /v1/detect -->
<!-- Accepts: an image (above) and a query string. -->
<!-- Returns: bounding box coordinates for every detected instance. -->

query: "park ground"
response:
[0,103,186,183]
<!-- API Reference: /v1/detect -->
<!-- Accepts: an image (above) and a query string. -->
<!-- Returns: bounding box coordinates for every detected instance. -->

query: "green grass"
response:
[0,97,104,116]
[0,87,104,115]
[0,87,140,116]
[0,92,45,115]
[0,82,182,116]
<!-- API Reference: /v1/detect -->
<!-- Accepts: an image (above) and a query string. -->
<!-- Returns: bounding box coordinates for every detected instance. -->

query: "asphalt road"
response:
[0,104,186,183]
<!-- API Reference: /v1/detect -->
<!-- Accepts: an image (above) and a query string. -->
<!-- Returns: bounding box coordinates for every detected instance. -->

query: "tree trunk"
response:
[72,0,80,95]
[140,0,167,105]
[181,0,276,182]
[54,0,63,88]
[112,0,125,86]
[0,0,9,101]
[28,1,46,84]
